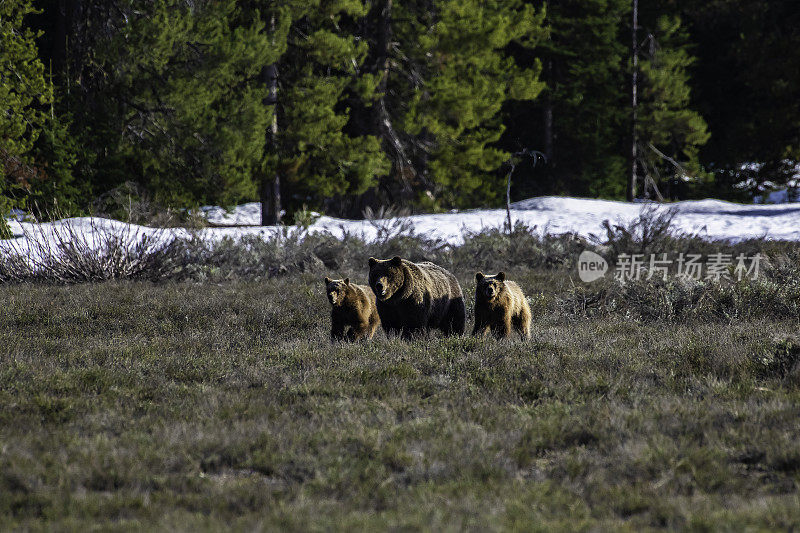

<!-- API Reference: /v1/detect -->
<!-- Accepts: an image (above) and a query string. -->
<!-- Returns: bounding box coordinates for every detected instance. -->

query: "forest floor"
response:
[2,269,799,530]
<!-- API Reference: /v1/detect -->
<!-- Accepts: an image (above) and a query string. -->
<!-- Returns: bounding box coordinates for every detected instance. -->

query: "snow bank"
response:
[4,196,800,256]
[1,217,188,264]
[194,196,800,244]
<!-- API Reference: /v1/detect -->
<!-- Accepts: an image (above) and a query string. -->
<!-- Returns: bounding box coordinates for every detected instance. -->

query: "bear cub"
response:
[324,277,380,341]
[368,256,466,338]
[472,272,531,339]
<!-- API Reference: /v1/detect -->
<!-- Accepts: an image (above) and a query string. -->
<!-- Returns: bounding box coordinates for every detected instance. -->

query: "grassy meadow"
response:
[1,257,800,529]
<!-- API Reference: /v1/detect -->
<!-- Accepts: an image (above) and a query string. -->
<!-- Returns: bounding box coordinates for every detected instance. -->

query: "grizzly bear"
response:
[367,256,466,338]
[324,277,380,341]
[472,272,531,340]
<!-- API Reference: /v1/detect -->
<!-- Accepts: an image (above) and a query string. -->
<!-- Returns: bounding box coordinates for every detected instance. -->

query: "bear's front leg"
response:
[441,298,466,336]
[472,317,490,337]
[350,319,374,341]
[513,311,531,340]
[493,312,513,339]
[331,314,347,342]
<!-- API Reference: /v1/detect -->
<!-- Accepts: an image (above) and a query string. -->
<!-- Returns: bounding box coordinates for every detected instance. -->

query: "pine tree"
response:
[57,0,279,208]
[508,0,630,199]
[26,112,85,217]
[0,0,52,236]
[636,14,710,200]
[677,0,800,197]
[396,0,547,208]
[254,0,389,222]
[331,0,412,216]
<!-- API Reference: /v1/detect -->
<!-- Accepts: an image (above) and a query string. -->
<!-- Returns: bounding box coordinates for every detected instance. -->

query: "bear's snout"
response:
[375,281,385,295]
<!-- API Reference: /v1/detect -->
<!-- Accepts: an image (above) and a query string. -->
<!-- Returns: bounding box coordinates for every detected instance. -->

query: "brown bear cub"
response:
[472,272,531,340]
[368,256,466,339]
[324,277,380,342]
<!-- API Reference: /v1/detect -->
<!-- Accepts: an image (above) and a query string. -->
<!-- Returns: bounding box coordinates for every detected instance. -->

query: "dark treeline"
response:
[1,0,798,229]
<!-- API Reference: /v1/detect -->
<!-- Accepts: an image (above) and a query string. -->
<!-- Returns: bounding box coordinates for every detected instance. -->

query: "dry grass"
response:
[1,273,799,530]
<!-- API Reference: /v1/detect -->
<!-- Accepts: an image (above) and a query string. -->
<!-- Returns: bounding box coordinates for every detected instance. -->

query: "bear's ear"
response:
[368,257,377,267]
[475,272,484,282]
[496,271,506,282]
[324,277,331,284]
[344,278,350,286]
[391,256,402,266]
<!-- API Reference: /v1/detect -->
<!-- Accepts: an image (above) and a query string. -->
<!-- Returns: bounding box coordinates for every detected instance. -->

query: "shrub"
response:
[92,181,207,228]
[588,204,794,266]
[559,253,800,322]
[591,204,688,261]
[455,222,590,272]
[0,217,192,283]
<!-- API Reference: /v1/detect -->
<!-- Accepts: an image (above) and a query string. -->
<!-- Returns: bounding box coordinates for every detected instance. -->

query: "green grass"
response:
[1,272,799,530]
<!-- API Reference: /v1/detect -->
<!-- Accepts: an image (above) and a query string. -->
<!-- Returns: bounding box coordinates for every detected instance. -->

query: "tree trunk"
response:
[261,16,281,226]
[374,0,392,109]
[372,0,413,203]
[54,1,68,81]
[543,60,554,163]
[628,0,639,202]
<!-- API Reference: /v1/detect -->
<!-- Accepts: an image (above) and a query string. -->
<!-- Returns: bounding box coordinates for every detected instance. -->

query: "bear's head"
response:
[368,256,404,301]
[324,277,351,306]
[475,271,506,301]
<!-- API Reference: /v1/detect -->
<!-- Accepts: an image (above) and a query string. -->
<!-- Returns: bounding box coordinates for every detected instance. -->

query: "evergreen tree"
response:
[254,0,389,221]
[0,0,52,235]
[636,14,710,200]
[507,0,630,200]
[25,112,85,217]
[677,0,800,197]
[56,0,279,208]
[397,0,547,208]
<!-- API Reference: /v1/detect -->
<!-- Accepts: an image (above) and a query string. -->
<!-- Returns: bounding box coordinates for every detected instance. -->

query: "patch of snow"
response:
[195,195,800,244]
[8,208,26,222]
[200,202,263,225]
[754,188,794,204]
[5,195,800,259]
[0,217,189,264]
[750,163,800,204]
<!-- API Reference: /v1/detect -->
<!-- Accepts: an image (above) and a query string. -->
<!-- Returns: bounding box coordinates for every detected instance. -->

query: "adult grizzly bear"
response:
[367,256,466,338]
[324,277,380,341]
[472,272,531,340]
